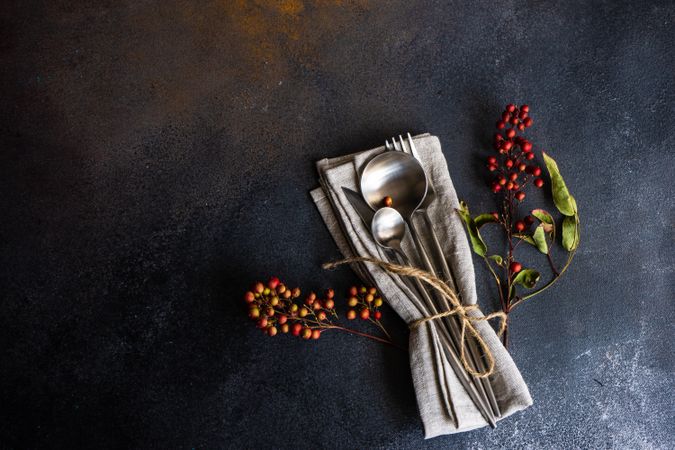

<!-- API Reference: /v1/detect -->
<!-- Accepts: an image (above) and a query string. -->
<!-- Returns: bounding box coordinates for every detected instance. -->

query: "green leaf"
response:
[531,209,553,224]
[512,269,541,289]
[514,233,535,245]
[457,202,487,257]
[532,225,549,254]
[488,255,503,266]
[475,213,498,229]
[543,152,576,216]
[562,215,580,251]
[531,208,555,234]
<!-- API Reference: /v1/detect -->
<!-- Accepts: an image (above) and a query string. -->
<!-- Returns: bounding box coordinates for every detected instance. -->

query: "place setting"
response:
[244,105,581,438]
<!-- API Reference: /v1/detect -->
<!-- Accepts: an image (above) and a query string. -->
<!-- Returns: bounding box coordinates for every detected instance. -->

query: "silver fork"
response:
[388,134,501,419]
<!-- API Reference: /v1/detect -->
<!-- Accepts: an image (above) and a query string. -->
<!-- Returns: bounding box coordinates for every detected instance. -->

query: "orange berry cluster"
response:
[244,277,337,340]
[345,286,383,322]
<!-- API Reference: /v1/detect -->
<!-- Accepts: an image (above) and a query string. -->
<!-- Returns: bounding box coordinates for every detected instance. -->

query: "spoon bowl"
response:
[360,151,428,218]
[371,207,407,254]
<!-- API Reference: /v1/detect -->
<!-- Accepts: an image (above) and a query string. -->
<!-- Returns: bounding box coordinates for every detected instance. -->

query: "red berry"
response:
[368,287,377,295]
[280,323,289,333]
[254,282,264,294]
[278,314,288,325]
[501,111,510,121]
[347,296,358,307]
[509,117,518,125]
[518,110,528,120]
[524,117,533,127]
[505,159,513,168]
[515,220,525,231]
[522,141,533,152]
[518,163,527,172]
[291,287,301,298]
[268,277,280,290]
[516,191,526,201]
[360,309,370,320]
[494,133,504,141]
[506,104,516,112]
[496,120,506,129]
[526,152,535,160]
[311,329,321,340]
[266,307,275,317]
[249,306,260,319]
[487,156,497,165]
[521,104,530,113]
[506,181,514,190]
[509,172,518,181]
[365,294,374,303]
[244,291,255,303]
[312,302,321,311]
[317,311,327,321]
[349,286,357,296]
[383,196,393,207]
[510,262,522,273]
[324,299,334,309]
[501,141,513,151]
[325,288,334,299]
[517,123,525,131]
[491,212,499,220]
[292,323,302,336]
[302,328,312,340]
[512,182,520,190]
[267,326,277,337]
[506,128,516,138]
[374,311,382,320]
[257,318,268,329]
[492,184,502,193]
[532,167,542,177]
[347,310,356,320]
[498,177,507,186]
[488,164,498,172]
[534,178,544,188]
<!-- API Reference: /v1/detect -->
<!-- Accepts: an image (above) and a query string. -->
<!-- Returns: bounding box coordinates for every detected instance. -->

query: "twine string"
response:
[323,256,506,378]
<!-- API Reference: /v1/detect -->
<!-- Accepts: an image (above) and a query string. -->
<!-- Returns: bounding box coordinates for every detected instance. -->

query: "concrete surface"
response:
[1,0,673,448]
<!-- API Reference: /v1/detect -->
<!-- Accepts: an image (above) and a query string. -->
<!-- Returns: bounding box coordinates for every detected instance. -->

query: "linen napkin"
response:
[310,134,532,438]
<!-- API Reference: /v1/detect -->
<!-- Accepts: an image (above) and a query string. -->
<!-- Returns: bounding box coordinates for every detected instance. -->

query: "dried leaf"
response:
[562,214,580,251]
[457,202,487,257]
[514,233,536,245]
[531,209,553,224]
[543,152,576,217]
[532,224,549,254]
[489,255,503,266]
[513,269,540,289]
[475,213,498,229]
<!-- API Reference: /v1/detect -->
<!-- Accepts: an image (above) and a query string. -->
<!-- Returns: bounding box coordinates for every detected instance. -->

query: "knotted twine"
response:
[323,256,507,378]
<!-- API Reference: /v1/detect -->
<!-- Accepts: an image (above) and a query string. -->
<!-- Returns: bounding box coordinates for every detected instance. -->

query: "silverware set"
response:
[345,133,500,427]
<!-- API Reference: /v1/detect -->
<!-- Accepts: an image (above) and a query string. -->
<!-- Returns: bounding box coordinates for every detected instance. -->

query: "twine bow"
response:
[323,256,506,378]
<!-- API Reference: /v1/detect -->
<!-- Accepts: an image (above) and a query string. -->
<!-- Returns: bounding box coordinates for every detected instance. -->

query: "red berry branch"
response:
[458,104,581,348]
[244,277,402,349]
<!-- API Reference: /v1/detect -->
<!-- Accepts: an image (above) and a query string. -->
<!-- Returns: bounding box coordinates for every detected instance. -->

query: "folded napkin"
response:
[310,134,532,438]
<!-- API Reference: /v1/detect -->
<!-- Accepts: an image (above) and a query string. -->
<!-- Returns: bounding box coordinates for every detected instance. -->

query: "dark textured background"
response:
[1,0,674,448]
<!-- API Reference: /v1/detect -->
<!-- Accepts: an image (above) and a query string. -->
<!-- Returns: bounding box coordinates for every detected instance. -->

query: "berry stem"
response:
[324,325,406,351]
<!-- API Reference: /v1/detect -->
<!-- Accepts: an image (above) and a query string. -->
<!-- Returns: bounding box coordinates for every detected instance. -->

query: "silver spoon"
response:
[371,207,497,428]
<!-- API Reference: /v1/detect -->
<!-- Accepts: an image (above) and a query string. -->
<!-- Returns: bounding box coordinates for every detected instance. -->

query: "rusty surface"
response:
[1,0,674,447]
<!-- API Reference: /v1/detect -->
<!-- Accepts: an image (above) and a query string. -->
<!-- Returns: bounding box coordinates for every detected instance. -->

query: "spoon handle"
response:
[418,211,502,418]
[394,250,496,428]
[406,220,498,425]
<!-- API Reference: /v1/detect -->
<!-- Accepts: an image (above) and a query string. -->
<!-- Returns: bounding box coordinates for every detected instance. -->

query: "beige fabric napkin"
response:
[310,134,532,438]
